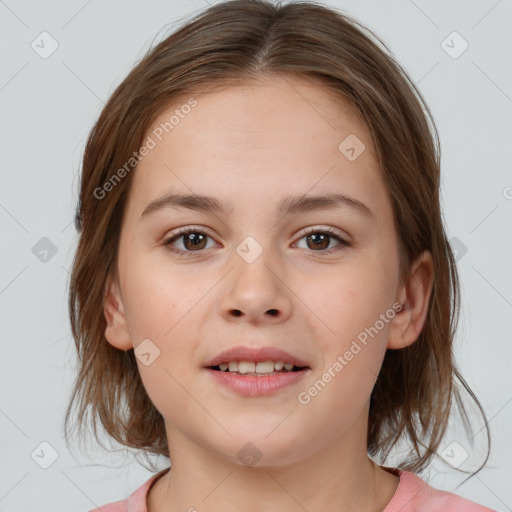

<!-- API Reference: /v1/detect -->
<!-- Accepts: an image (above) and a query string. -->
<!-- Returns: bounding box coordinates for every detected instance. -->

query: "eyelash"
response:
[163,226,351,257]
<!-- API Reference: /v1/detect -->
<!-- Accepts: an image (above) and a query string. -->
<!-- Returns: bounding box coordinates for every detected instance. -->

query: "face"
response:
[104,75,431,468]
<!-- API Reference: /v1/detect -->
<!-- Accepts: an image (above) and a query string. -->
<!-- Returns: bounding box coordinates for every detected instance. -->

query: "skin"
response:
[103,74,434,512]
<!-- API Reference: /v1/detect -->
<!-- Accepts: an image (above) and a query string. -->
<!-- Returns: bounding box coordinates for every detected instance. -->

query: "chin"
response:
[213,429,307,468]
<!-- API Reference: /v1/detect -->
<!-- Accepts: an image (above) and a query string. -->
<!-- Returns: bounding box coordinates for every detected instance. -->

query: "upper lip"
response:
[203,345,311,368]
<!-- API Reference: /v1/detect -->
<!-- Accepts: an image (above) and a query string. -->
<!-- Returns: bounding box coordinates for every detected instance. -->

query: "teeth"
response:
[255,361,274,373]
[238,361,256,374]
[215,360,300,373]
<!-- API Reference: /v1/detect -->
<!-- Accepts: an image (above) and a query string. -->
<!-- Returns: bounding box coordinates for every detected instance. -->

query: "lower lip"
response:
[204,368,310,397]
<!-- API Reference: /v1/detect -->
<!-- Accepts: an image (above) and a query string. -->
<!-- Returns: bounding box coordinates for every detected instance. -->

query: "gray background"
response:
[0,0,511,510]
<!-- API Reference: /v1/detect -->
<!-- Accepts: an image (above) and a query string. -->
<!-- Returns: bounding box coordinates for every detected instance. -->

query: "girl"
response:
[65,1,495,511]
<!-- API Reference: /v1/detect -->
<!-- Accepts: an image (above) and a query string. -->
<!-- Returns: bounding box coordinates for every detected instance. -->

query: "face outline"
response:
[103,74,433,470]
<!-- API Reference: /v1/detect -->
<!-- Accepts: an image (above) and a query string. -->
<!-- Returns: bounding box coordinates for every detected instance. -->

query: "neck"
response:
[147,420,399,512]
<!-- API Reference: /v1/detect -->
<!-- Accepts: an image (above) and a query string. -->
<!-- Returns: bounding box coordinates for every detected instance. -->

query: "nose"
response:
[219,247,293,325]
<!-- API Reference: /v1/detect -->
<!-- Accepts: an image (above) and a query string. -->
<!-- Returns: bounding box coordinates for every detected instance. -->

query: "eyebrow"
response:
[139,192,373,219]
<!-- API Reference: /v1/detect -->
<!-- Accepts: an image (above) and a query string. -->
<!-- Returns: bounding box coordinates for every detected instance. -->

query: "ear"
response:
[387,250,434,350]
[103,272,133,351]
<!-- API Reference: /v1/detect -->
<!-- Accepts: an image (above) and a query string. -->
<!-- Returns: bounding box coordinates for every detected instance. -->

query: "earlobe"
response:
[103,273,133,351]
[387,250,434,350]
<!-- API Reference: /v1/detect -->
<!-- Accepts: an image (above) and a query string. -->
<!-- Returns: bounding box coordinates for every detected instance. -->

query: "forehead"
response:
[128,75,386,218]
[152,75,369,153]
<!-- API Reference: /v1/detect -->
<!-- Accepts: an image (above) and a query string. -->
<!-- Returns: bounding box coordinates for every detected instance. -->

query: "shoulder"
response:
[384,470,496,512]
[87,467,170,512]
[87,497,127,512]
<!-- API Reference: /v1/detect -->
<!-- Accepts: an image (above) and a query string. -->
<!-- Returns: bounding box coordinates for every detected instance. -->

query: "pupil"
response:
[185,233,206,250]
[308,234,328,250]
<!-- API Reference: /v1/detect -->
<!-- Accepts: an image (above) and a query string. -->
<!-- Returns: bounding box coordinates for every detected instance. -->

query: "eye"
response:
[163,227,217,255]
[294,227,351,253]
[163,226,351,256]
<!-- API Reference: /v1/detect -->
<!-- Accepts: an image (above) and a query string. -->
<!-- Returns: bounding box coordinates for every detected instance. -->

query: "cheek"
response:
[297,282,393,421]
[124,270,208,420]
[303,261,395,336]
[121,257,215,373]
[298,259,395,396]
[121,255,202,339]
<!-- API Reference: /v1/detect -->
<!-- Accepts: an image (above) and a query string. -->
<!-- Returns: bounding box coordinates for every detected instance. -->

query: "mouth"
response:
[202,345,311,375]
[202,346,311,396]
[208,360,309,376]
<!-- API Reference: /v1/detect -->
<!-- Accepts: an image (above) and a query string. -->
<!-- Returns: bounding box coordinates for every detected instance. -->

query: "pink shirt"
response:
[89,467,496,511]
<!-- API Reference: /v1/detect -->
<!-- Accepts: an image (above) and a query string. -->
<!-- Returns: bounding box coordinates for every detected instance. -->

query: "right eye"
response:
[163,227,217,255]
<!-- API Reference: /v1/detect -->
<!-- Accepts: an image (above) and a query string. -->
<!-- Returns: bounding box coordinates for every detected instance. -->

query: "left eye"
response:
[294,228,350,252]
[163,227,350,255]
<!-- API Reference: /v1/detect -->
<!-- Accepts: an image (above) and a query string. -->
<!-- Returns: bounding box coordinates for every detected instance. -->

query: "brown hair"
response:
[64,0,490,478]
